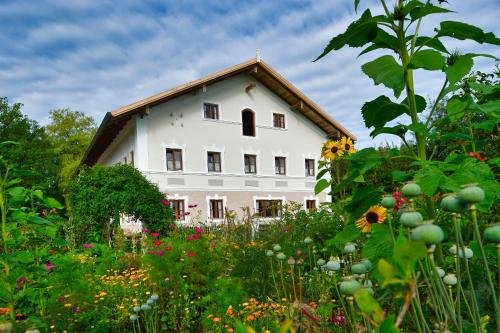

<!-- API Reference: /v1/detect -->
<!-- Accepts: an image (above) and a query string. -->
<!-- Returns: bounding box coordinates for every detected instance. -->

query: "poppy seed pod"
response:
[434,267,445,278]
[361,259,372,270]
[130,314,139,321]
[266,250,274,257]
[458,184,485,204]
[133,306,141,313]
[326,260,340,271]
[351,263,367,274]
[449,245,457,255]
[399,210,423,227]
[317,258,326,266]
[411,224,444,245]
[273,244,282,252]
[484,225,500,243]
[147,299,153,305]
[304,237,313,245]
[457,247,473,259]
[339,277,361,295]
[151,294,159,301]
[288,257,296,266]
[381,195,396,209]
[440,194,464,212]
[443,273,458,286]
[276,252,286,260]
[402,182,421,197]
[344,242,356,253]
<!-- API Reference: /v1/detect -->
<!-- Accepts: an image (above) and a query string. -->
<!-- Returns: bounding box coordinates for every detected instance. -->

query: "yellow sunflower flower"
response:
[321,140,344,160]
[356,205,387,233]
[341,136,357,154]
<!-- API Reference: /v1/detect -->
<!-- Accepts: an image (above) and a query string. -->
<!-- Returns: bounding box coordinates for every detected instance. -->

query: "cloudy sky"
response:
[1,0,498,147]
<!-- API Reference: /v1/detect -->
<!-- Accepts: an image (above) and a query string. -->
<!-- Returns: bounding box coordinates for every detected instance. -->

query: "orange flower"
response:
[207,314,213,319]
[246,315,255,321]
[213,317,221,323]
[254,311,261,317]
[0,307,10,315]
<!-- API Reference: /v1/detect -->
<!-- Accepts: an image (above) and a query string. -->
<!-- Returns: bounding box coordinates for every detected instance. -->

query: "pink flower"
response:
[150,232,160,237]
[58,297,65,302]
[161,199,170,206]
[16,277,32,291]
[44,262,55,271]
[187,233,201,241]
[74,307,82,313]
[50,208,57,213]
[194,226,203,233]
[295,249,302,257]
[185,212,191,216]
[142,228,149,234]
[164,246,173,251]
[82,243,93,249]
[153,240,162,248]
[331,315,345,326]
[469,151,487,162]
[188,204,198,208]
[156,250,165,256]
[186,251,195,257]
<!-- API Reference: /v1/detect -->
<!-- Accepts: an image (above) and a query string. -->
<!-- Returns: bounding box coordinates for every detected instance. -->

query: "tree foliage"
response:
[68,164,173,240]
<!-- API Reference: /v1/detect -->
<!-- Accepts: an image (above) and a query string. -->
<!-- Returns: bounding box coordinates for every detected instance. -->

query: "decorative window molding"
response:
[303,196,319,212]
[206,194,227,223]
[162,143,186,173]
[167,194,190,223]
[202,102,220,120]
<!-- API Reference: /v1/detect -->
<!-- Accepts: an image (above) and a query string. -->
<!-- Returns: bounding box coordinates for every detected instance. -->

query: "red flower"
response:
[186,252,195,257]
[49,249,55,255]
[142,229,149,234]
[156,250,165,256]
[153,240,162,248]
[150,232,160,237]
[164,246,173,251]
[82,243,93,249]
[44,262,55,271]
[161,199,170,206]
[392,191,406,211]
[469,151,487,162]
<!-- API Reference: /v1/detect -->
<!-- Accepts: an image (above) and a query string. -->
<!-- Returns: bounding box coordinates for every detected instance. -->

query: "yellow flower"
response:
[64,303,72,308]
[340,136,356,154]
[356,205,387,233]
[321,140,344,160]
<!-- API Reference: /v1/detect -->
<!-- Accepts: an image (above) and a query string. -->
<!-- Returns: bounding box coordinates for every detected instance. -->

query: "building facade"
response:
[82,58,355,226]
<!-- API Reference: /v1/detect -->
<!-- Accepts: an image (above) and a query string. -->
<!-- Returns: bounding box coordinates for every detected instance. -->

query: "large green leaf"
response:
[409,3,452,22]
[315,9,384,61]
[13,251,35,264]
[361,56,405,97]
[358,29,398,56]
[370,125,408,138]
[393,235,426,275]
[354,289,385,324]
[401,94,427,113]
[446,95,471,121]
[437,21,500,45]
[328,223,361,245]
[345,185,384,220]
[27,215,55,227]
[414,165,447,196]
[43,197,64,209]
[361,95,407,129]
[414,36,448,53]
[362,224,393,261]
[410,49,445,70]
[314,179,330,195]
[445,55,474,83]
[379,315,399,333]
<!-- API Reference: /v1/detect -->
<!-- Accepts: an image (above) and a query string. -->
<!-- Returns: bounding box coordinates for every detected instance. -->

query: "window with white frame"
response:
[305,199,317,212]
[275,157,286,175]
[204,103,219,120]
[207,151,222,172]
[166,148,183,171]
[209,199,224,220]
[170,199,185,221]
[305,159,315,177]
[256,200,283,218]
[244,154,257,174]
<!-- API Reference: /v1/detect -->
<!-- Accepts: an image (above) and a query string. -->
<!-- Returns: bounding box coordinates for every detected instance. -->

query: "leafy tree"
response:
[0,97,58,195]
[68,164,173,243]
[45,108,97,193]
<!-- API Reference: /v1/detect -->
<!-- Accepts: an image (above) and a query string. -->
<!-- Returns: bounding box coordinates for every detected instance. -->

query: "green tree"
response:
[0,97,58,194]
[68,164,173,243]
[45,108,97,192]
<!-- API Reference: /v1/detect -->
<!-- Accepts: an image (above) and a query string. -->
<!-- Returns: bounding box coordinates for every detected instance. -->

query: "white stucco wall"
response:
[98,119,136,166]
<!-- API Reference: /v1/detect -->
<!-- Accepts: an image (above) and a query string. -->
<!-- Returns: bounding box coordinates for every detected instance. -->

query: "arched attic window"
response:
[242,109,255,137]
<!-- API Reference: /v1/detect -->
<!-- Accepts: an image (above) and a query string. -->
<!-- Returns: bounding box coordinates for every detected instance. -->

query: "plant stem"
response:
[269,259,281,301]
[452,214,463,332]
[470,205,497,312]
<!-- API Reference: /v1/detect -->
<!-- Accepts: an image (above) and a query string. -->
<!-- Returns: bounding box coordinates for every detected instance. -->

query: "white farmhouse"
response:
[82,58,355,226]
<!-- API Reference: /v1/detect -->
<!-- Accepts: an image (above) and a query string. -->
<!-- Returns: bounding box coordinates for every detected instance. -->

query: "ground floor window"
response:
[256,200,283,218]
[209,199,224,220]
[306,199,317,212]
[170,199,185,221]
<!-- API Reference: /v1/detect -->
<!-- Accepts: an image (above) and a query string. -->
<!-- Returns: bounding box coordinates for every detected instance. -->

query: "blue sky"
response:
[1,0,499,147]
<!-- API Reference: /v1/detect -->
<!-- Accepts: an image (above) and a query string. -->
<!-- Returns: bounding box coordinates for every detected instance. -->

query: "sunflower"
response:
[341,136,357,154]
[321,140,344,160]
[355,205,387,233]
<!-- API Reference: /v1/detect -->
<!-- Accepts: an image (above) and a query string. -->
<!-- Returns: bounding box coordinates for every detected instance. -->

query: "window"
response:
[244,154,257,174]
[207,152,222,172]
[166,149,183,171]
[275,157,286,175]
[204,103,219,120]
[256,200,283,218]
[273,113,285,128]
[209,199,224,219]
[242,109,255,136]
[305,159,315,177]
[306,199,317,212]
[170,200,185,221]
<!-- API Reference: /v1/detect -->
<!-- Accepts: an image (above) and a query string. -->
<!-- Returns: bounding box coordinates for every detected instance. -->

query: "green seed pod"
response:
[380,195,396,209]
[458,184,485,204]
[276,252,286,260]
[266,250,274,257]
[457,247,473,259]
[273,244,282,252]
[326,260,340,271]
[484,225,500,243]
[317,258,326,266]
[440,194,464,212]
[130,314,139,321]
[343,242,356,253]
[351,263,367,274]
[412,224,444,244]
[339,278,361,295]
[402,182,421,197]
[443,273,457,286]
[399,210,423,227]
[304,237,313,245]
[434,267,445,278]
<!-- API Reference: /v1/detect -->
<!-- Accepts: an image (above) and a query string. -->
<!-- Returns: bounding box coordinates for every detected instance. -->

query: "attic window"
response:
[242,109,255,137]
[204,103,219,120]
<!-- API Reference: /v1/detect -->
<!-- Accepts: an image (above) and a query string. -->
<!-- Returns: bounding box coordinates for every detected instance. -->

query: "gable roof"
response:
[82,58,356,165]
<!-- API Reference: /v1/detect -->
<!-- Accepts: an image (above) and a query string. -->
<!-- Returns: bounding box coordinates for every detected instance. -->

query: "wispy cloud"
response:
[0,0,498,148]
